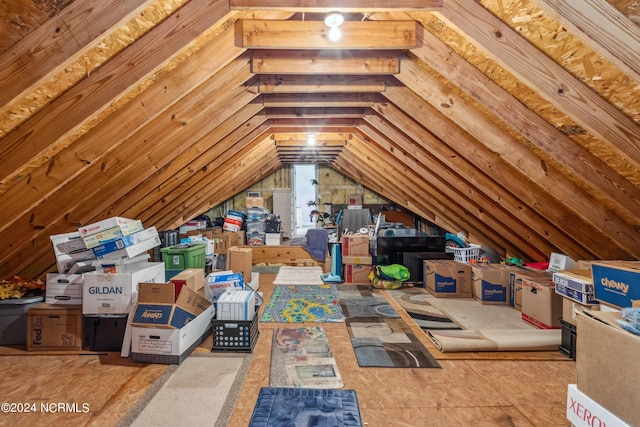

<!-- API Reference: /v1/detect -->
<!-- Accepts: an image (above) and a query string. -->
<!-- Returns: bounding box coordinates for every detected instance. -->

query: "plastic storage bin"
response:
[452,244,481,263]
[211,314,259,352]
[84,314,128,351]
[161,243,206,270]
[559,318,577,360]
[0,296,43,345]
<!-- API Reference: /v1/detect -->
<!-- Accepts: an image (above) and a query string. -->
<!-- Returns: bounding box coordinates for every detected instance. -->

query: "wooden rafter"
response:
[229,0,443,12]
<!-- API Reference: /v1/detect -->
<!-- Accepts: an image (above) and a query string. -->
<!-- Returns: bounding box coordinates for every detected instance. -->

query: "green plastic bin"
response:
[160,243,206,270]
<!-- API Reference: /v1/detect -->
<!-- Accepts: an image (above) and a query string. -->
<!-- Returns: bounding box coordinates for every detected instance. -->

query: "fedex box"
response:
[82,262,164,314]
[576,311,640,426]
[471,264,509,304]
[131,304,214,364]
[591,261,640,309]
[424,260,472,298]
[521,277,562,329]
[45,273,83,305]
[27,303,83,351]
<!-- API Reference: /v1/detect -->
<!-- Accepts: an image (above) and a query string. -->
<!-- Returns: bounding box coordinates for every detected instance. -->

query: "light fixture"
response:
[324,12,344,28]
[324,12,344,42]
[307,134,316,145]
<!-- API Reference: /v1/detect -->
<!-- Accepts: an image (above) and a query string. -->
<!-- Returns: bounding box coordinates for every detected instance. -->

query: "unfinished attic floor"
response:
[0,273,574,427]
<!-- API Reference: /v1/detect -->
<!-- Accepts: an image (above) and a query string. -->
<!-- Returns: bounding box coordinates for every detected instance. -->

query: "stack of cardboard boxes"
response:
[342,235,372,284]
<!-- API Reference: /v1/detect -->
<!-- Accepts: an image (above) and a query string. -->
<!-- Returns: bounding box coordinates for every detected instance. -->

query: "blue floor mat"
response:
[248,387,363,427]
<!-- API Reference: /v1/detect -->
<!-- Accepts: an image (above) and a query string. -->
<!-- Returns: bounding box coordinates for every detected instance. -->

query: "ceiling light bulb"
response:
[307,134,316,145]
[328,26,341,42]
[324,12,344,28]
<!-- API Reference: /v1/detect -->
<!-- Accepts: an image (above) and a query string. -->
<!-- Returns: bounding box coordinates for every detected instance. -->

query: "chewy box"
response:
[131,304,214,364]
[27,303,82,351]
[423,260,471,298]
[161,243,206,270]
[212,313,259,352]
[591,261,640,309]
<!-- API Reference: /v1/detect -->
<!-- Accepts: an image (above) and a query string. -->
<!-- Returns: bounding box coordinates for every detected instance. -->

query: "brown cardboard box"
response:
[423,260,472,298]
[508,267,552,310]
[341,235,370,256]
[562,297,599,327]
[170,269,205,293]
[521,277,563,328]
[187,229,241,255]
[470,264,509,304]
[27,303,82,351]
[343,264,372,283]
[342,255,372,265]
[227,246,253,282]
[576,311,640,426]
[246,197,264,208]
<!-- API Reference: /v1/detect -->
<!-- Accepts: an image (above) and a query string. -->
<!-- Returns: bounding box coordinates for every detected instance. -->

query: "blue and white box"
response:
[205,272,244,303]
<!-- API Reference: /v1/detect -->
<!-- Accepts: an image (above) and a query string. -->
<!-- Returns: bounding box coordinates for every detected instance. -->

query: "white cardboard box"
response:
[50,232,96,273]
[79,217,143,238]
[131,304,214,359]
[93,235,161,260]
[566,384,629,427]
[217,290,256,320]
[82,262,164,314]
[45,273,83,305]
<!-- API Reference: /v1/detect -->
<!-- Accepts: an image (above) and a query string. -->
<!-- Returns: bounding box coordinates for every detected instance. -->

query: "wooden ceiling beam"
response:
[272,132,350,141]
[252,50,400,74]
[436,0,640,173]
[402,20,640,227]
[528,0,640,86]
[265,107,371,119]
[263,93,376,108]
[259,75,386,93]
[230,1,442,12]
[237,20,417,49]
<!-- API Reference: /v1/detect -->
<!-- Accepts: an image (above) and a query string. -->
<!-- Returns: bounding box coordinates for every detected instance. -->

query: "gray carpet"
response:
[118,352,253,427]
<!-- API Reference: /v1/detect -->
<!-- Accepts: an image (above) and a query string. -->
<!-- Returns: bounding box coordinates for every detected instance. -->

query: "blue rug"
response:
[248,387,362,427]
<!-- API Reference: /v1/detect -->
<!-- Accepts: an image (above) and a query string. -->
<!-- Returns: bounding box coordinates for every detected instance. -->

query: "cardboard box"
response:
[131,305,215,364]
[45,273,83,305]
[79,217,143,238]
[170,269,205,293]
[188,229,241,255]
[341,235,370,256]
[227,246,253,282]
[508,267,552,308]
[342,255,372,265]
[206,272,244,303]
[217,290,256,320]
[132,283,211,328]
[82,262,165,315]
[27,303,82,351]
[521,277,563,329]
[423,260,472,298]
[562,297,599,327]
[82,226,125,249]
[93,235,161,260]
[347,193,363,206]
[566,384,630,427]
[246,196,264,208]
[547,252,576,272]
[590,261,640,309]
[553,270,599,305]
[50,232,95,273]
[343,264,372,284]
[471,264,509,304]
[576,311,640,425]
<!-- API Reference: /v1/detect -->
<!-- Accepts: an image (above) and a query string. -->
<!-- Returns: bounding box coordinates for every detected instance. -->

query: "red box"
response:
[341,235,369,256]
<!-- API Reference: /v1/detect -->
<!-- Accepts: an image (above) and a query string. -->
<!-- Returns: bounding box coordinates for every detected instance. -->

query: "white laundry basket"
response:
[452,244,481,263]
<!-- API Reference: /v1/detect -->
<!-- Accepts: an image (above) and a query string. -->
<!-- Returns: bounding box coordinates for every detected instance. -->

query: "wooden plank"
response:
[528,0,640,85]
[237,19,417,49]
[230,0,442,11]
[249,246,327,268]
[394,58,640,258]
[0,0,235,192]
[272,132,350,141]
[263,93,376,107]
[404,20,640,227]
[259,75,385,93]
[265,107,370,118]
[252,50,400,74]
[436,0,640,173]
[0,0,153,108]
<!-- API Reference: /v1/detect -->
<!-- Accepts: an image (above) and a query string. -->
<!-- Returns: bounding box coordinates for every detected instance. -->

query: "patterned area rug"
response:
[273,266,324,285]
[248,387,363,427]
[387,288,461,330]
[338,285,441,368]
[260,284,345,323]
[270,327,343,389]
